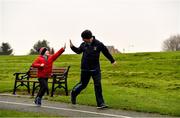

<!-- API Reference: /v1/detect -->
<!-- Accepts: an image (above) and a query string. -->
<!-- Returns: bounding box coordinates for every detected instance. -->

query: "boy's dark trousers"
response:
[37,78,48,98]
[72,70,105,106]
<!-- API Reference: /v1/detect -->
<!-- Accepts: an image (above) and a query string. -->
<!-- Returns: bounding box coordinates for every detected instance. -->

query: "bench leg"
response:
[27,81,30,94]
[47,88,49,95]
[32,82,36,96]
[51,80,55,97]
[65,82,68,96]
[13,81,17,95]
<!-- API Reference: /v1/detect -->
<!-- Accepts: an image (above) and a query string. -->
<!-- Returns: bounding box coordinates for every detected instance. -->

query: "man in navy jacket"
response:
[70,30,116,109]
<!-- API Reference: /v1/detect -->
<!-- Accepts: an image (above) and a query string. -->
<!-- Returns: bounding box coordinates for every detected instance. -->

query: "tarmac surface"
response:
[0,93,169,117]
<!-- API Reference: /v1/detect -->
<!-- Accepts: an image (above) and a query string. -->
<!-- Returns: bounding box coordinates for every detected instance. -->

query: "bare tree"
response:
[29,40,51,55]
[162,34,180,51]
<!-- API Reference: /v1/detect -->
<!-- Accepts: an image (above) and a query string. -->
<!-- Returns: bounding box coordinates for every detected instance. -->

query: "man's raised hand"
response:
[70,39,73,47]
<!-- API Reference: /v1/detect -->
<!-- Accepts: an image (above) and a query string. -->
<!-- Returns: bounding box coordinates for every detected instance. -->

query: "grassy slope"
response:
[0,51,180,116]
[0,109,59,117]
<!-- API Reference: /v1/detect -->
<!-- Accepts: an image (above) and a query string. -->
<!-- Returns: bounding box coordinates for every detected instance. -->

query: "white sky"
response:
[0,0,180,55]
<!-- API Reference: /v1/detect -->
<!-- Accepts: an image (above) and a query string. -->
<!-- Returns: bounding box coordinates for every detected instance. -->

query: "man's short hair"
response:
[81,30,92,39]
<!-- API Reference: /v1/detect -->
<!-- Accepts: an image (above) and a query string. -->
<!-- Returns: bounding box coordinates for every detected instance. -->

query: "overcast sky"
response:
[0,0,179,55]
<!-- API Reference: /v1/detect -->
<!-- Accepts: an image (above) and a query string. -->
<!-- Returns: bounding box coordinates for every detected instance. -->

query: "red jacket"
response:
[32,48,64,78]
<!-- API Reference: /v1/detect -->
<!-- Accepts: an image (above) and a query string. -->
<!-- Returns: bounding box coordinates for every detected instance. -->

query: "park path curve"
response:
[0,94,167,117]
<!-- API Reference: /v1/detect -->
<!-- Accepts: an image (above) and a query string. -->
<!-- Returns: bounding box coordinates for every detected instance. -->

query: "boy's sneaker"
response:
[34,97,41,106]
[70,91,76,104]
[97,104,108,109]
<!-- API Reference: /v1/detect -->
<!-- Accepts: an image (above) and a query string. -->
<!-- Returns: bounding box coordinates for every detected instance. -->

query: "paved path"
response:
[0,94,167,117]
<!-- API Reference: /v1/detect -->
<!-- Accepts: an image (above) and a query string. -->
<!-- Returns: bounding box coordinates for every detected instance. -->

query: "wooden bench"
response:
[13,66,70,97]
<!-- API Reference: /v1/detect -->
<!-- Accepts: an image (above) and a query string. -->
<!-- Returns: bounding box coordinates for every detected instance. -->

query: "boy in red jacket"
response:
[32,44,66,106]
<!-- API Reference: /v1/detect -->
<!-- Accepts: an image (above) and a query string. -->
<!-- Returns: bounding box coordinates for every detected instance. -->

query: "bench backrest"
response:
[28,67,38,78]
[28,66,70,78]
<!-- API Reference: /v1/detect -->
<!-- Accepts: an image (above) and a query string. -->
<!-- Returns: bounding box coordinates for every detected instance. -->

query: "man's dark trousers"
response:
[72,70,105,106]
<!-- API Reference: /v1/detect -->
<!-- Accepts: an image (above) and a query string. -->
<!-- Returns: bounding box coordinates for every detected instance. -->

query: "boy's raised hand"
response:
[64,43,66,50]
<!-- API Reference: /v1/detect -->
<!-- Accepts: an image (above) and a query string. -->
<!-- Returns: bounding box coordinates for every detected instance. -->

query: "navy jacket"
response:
[71,37,115,71]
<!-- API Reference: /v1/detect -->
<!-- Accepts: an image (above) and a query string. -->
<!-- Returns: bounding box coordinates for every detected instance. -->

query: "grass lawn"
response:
[0,51,180,116]
[0,109,59,117]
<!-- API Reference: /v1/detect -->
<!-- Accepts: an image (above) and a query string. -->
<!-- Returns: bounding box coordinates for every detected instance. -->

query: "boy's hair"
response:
[38,47,47,55]
[81,30,92,39]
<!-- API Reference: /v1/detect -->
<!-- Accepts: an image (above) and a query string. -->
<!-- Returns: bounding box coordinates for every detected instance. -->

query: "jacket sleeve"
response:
[101,43,115,63]
[32,57,41,68]
[50,48,65,62]
[70,44,83,54]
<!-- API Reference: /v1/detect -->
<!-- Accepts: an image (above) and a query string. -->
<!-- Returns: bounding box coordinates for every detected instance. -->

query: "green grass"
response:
[0,51,180,116]
[0,109,58,117]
